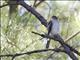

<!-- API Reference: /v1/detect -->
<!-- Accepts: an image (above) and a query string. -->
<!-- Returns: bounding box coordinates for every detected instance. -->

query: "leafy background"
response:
[1,1,80,60]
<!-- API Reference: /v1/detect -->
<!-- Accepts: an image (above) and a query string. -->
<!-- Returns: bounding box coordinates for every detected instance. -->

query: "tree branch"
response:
[0,1,47,27]
[1,1,80,60]
[32,31,79,60]
[33,0,45,7]
[65,31,80,42]
[19,1,47,27]
[48,31,80,59]
[0,48,64,60]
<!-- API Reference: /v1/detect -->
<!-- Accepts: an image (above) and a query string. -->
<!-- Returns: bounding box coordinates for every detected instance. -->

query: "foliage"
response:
[1,1,80,60]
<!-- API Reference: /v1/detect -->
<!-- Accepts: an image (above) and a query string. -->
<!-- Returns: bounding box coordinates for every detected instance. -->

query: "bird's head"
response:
[52,16,58,20]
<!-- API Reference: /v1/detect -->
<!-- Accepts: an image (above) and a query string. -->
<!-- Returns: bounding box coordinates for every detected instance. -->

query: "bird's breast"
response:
[51,20,60,35]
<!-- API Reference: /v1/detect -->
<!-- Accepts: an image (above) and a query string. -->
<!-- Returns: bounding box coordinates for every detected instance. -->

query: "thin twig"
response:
[65,31,80,43]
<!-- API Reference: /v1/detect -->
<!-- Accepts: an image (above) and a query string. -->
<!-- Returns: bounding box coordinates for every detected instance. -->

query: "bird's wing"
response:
[47,21,53,35]
[46,21,52,49]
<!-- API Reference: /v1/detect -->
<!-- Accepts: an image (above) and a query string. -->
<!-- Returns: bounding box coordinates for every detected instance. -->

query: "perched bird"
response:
[44,16,77,60]
[46,16,60,48]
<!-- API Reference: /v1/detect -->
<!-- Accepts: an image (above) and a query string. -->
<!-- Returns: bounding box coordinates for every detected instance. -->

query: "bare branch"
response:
[65,31,80,42]
[1,1,80,60]
[32,31,79,60]
[33,0,45,7]
[0,48,64,60]
[48,31,80,59]
[19,1,47,27]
